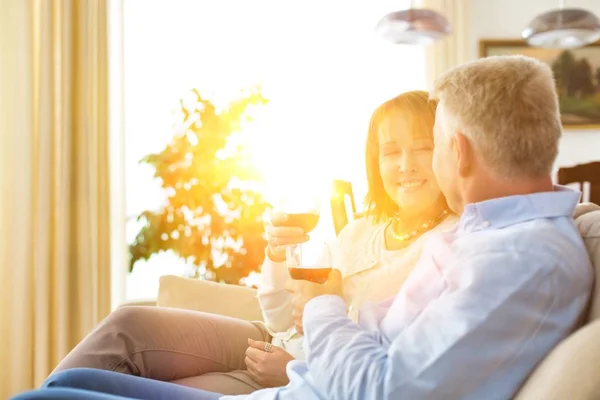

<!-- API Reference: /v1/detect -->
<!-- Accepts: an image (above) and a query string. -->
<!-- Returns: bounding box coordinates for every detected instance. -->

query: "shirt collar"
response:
[458,185,581,232]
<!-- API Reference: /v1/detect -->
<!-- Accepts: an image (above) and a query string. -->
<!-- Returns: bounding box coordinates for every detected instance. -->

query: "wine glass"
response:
[275,196,330,283]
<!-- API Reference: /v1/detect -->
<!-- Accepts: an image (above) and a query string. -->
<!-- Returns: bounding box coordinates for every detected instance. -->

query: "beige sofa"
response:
[137,203,600,399]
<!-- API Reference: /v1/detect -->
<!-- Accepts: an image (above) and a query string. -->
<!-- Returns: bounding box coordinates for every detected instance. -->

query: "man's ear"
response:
[454,132,474,178]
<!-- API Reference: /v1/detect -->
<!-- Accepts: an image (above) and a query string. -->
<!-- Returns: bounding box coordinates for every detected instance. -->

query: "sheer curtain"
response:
[0,0,112,396]
[422,0,469,86]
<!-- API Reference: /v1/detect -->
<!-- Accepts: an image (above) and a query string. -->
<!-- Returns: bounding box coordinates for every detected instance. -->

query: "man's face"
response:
[432,102,462,214]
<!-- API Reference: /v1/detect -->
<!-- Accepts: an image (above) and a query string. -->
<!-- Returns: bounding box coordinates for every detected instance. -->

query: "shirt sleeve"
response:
[302,250,584,400]
[257,243,333,333]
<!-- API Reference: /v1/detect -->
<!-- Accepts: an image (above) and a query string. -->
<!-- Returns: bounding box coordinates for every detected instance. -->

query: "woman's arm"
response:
[256,255,294,333]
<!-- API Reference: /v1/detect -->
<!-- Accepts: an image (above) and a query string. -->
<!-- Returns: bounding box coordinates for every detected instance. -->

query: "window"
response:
[123,0,423,299]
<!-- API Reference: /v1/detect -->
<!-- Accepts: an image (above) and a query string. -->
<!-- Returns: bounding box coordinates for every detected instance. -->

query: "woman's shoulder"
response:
[326,215,384,267]
[334,215,386,246]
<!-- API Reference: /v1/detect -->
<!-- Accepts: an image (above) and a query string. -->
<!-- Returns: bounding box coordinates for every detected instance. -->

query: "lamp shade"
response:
[376,9,451,45]
[523,8,600,48]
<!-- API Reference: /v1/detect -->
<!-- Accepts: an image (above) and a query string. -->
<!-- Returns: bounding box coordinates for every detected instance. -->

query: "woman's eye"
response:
[382,149,399,157]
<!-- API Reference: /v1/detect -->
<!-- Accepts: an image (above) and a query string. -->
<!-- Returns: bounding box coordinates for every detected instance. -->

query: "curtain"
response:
[0,0,112,396]
[422,0,469,87]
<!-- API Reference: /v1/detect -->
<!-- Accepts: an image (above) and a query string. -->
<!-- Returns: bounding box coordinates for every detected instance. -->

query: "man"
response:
[223,55,592,399]
[12,55,593,400]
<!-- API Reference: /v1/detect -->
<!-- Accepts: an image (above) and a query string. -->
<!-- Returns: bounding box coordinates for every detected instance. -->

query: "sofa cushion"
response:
[576,208,600,320]
[515,320,600,400]
[157,275,263,322]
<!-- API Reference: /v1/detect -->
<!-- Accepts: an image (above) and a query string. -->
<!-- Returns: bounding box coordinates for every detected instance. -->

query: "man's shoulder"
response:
[335,216,383,244]
[452,217,589,277]
[448,217,592,304]
[462,217,582,252]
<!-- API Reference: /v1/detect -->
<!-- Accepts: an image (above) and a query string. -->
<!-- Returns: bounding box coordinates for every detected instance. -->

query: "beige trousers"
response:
[53,306,271,395]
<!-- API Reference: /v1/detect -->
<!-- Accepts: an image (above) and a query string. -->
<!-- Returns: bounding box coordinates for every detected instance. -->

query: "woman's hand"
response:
[244,339,295,387]
[265,213,310,262]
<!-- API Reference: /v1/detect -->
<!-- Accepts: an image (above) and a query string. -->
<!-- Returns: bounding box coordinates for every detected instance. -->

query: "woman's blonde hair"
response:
[364,91,438,223]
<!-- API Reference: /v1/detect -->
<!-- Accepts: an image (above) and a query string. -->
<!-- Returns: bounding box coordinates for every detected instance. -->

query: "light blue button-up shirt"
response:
[224,187,592,400]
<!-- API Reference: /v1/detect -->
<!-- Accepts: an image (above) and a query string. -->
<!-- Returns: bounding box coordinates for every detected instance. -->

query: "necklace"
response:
[390,209,449,242]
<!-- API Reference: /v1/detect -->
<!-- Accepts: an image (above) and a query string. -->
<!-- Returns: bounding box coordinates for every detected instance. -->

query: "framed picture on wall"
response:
[479,39,600,130]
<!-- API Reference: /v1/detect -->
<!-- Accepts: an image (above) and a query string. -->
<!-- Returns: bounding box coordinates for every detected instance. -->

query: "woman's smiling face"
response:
[377,113,443,217]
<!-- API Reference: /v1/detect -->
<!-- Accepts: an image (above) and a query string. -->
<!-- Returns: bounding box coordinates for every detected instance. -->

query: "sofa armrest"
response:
[118,298,157,308]
[157,275,263,322]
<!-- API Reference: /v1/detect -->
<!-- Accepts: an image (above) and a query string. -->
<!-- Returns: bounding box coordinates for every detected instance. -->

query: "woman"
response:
[26,91,456,397]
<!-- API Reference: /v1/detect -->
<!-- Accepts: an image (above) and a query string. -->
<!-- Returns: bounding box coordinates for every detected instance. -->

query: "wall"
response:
[466,0,600,170]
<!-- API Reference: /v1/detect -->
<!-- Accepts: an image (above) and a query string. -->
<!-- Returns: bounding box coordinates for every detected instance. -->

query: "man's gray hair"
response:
[431,55,562,179]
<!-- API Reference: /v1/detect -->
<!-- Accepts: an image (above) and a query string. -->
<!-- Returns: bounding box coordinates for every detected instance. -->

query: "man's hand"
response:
[244,339,295,387]
[284,269,343,334]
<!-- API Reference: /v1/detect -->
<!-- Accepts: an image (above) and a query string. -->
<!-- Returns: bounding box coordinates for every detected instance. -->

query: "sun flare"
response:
[242,101,334,209]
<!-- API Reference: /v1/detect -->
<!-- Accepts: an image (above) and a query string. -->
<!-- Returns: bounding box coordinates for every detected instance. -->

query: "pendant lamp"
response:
[522,0,600,48]
[376,1,451,45]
